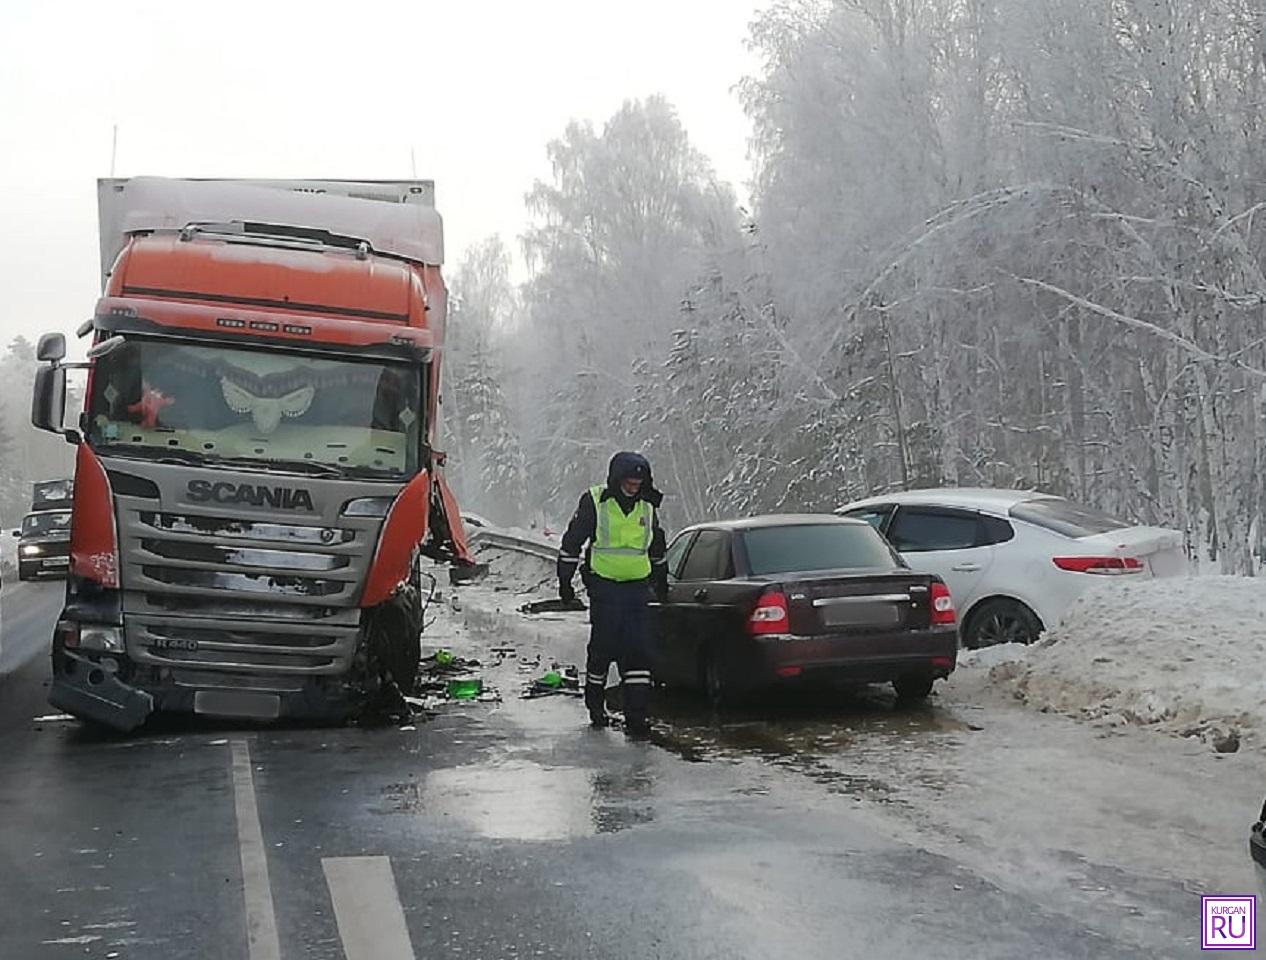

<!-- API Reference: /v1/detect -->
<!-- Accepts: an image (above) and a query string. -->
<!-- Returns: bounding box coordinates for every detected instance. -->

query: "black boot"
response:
[585,681,608,728]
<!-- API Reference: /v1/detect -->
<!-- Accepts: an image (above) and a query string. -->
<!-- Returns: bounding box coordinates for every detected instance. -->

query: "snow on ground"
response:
[974,577,1266,749]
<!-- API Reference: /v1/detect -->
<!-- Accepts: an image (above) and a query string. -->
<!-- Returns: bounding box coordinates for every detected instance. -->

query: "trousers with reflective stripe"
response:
[585,577,654,723]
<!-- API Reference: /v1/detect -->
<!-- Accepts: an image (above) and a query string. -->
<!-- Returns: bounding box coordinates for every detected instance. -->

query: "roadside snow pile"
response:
[472,547,557,596]
[957,643,1029,669]
[991,577,1266,749]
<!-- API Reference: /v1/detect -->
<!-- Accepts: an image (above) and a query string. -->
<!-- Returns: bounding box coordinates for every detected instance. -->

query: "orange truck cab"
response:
[30,177,476,731]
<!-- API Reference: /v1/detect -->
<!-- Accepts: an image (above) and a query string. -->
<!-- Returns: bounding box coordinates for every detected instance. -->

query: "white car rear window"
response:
[1009,499,1129,538]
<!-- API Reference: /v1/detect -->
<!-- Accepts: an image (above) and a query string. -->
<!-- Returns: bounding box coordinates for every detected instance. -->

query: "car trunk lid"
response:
[1065,526,1188,577]
[777,570,937,635]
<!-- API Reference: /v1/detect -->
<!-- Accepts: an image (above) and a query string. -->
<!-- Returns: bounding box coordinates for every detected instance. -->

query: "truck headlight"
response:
[21,545,41,556]
[60,623,125,654]
[342,497,394,518]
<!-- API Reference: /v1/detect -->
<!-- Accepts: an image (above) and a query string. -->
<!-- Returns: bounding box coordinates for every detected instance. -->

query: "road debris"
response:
[521,665,583,699]
[519,598,587,615]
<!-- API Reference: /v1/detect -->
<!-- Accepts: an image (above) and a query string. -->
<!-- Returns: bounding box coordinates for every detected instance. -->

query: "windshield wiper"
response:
[94,441,391,480]
[201,454,346,479]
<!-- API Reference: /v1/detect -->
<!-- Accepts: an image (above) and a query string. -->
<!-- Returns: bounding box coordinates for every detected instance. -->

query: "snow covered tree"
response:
[514,96,741,521]
[444,237,528,526]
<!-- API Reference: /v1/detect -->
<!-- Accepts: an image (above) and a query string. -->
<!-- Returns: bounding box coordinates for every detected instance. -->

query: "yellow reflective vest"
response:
[589,485,654,582]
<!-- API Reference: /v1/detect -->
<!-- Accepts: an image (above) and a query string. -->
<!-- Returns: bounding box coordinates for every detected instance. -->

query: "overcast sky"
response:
[0,1,768,351]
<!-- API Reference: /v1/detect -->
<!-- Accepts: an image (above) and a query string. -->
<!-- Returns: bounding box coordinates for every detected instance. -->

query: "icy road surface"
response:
[0,557,1258,960]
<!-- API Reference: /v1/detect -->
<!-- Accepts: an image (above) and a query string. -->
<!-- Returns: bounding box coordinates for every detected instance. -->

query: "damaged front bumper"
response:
[49,643,359,733]
[49,648,155,732]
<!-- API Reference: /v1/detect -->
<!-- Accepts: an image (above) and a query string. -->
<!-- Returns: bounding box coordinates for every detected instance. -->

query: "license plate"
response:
[821,602,901,628]
[194,690,281,720]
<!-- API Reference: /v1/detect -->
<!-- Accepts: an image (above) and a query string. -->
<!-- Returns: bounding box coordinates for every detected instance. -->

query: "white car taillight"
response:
[1053,556,1144,575]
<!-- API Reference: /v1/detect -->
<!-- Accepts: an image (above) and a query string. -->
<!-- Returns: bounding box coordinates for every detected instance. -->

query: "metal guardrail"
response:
[466,528,559,563]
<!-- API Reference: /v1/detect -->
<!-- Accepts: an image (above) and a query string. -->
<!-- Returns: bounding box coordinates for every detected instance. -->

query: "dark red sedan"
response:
[652,515,958,706]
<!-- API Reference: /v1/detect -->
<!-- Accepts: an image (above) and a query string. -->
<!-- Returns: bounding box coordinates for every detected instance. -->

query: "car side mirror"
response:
[37,332,67,364]
[10,530,19,538]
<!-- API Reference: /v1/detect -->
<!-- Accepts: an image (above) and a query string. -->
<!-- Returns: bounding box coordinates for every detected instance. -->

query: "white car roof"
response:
[839,487,1054,515]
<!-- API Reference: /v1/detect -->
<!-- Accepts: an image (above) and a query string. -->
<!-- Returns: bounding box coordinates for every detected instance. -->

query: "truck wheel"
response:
[374,585,423,693]
[18,563,34,582]
[354,585,423,717]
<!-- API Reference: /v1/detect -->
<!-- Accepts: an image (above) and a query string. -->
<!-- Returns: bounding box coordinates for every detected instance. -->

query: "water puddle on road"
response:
[383,758,655,840]
[648,689,968,802]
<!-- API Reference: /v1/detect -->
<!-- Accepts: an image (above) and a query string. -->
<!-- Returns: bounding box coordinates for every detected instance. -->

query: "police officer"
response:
[558,452,667,735]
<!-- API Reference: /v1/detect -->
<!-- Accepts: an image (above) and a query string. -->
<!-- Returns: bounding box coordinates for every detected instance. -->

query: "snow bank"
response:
[957,642,1029,670]
[989,577,1266,747]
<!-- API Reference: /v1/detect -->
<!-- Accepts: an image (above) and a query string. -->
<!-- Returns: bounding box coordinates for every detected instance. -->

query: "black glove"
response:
[559,580,576,604]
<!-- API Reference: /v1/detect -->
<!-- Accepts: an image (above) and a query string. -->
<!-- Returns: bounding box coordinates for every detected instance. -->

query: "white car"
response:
[837,488,1187,647]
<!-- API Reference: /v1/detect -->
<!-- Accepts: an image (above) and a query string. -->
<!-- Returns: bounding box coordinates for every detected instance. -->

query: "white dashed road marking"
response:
[322,856,418,960]
[230,739,282,960]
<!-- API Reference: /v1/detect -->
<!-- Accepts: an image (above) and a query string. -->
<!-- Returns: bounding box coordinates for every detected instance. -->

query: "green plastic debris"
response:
[538,671,563,689]
[447,678,482,700]
[435,649,455,667]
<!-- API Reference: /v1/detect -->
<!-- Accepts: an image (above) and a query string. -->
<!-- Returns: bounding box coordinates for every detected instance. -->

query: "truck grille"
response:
[116,501,383,675]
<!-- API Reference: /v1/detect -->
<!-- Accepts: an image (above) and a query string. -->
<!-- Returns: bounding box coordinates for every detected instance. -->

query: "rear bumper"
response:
[752,626,959,685]
[50,646,355,733]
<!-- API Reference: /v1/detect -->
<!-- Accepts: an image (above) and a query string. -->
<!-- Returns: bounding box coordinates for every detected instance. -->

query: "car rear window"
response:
[1009,498,1129,538]
[743,524,899,575]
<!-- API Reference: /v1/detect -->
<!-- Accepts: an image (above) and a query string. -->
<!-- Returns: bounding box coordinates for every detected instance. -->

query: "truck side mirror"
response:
[10,530,19,538]
[37,332,67,364]
[32,365,70,439]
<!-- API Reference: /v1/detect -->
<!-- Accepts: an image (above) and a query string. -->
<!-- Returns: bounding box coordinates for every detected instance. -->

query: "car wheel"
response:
[893,674,934,701]
[18,563,33,582]
[964,598,1043,649]
[702,647,727,710]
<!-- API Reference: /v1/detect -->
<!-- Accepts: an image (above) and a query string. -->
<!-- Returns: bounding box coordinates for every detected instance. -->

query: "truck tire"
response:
[353,585,423,718]
[373,584,423,693]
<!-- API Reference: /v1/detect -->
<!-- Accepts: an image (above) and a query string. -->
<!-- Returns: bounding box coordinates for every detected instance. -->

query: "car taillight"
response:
[930,581,956,625]
[1053,556,1144,575]
[748,589,789,635]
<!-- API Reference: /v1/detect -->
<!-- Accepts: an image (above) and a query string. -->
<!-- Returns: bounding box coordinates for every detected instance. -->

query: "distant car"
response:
[837,488,1187,647]
[13,509,72,580]
[652,515,958,706]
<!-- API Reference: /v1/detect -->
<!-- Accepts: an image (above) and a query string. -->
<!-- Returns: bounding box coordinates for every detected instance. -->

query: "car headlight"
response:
[21,545,41,556]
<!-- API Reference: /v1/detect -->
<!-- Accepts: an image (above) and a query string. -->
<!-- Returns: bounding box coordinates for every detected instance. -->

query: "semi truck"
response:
[30,177,476,731]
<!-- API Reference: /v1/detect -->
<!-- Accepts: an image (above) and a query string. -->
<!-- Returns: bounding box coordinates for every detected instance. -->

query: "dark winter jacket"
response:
[557,452,667,595]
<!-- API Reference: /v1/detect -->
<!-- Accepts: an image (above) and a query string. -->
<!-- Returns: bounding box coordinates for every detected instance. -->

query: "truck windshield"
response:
[86,337,423,479]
